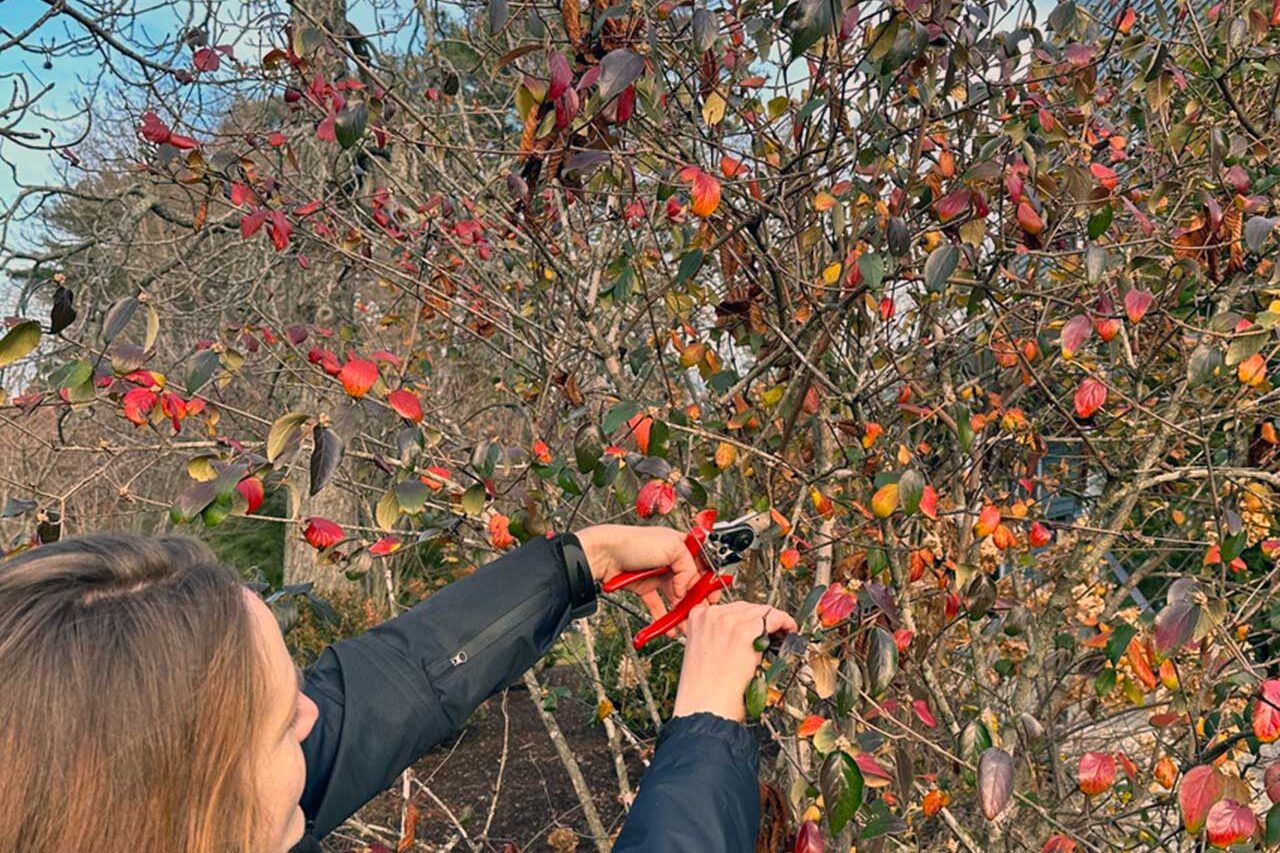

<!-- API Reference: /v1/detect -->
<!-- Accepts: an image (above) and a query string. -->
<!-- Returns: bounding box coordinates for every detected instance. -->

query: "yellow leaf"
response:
[871,483,899,519]
[701,90,726,126]
[822,262,843,285]
[596,699,614,721]
[714,441,737,469]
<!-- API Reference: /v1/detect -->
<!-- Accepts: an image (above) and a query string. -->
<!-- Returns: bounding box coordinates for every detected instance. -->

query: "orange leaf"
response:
[339,357,378,398]
[1016,200,1045,235]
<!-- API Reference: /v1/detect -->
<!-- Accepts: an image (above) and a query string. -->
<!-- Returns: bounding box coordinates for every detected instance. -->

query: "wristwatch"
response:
[556,532,598,620]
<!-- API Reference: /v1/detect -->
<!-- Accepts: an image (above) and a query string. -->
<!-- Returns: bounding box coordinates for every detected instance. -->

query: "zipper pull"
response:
[450,651,469,666]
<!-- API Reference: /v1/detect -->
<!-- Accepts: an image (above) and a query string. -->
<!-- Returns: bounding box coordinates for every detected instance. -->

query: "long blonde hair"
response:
[0,534,272,852]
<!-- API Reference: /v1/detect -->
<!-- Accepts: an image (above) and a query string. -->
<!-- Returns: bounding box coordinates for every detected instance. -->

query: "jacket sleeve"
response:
[612,713,760,853]
[295,534,591,841]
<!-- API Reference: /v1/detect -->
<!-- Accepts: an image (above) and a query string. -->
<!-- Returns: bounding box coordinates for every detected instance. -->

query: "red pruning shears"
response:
[603,509,773,649]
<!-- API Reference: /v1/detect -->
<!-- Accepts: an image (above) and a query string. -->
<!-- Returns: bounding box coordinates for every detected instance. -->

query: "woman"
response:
[0,525,795,852]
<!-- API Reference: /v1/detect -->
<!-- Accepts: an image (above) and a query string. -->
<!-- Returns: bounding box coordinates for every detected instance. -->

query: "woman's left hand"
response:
[575,524,714,631]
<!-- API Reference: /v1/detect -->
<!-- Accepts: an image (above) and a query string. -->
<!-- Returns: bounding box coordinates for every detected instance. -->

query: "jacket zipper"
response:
[443,594,547,672]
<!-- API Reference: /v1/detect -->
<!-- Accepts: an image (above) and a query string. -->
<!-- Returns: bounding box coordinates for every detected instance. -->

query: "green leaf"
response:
[574,423,606,473]
[461,484,487,515]
[309,426,344,497]
[48,359,91,389]
[603,401,641,434]
[266,412,309,463]
[335,99,369,149]
[186,348,220,394]
[783,0,838,61]
[820,751,864,835]
[395,478,431,513]
[867,626,899,697]
[675,249,704,284]
[0,320,41,367]
[898,469,925,515]
[1226,329,1267,367]
[798,583,827,626]
[745,673,767,719]
[1094,666,1116,696]
[102,296,139,342]
[1105,623,1137,665]
[1087,204,1113,239]
[923,245,958,293]
[1188,345,1223,387]
[858,252,886,289]
[597,49,644,104]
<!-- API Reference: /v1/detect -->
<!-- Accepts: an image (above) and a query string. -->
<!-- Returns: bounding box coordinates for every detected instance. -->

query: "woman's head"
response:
[0,534,317,853]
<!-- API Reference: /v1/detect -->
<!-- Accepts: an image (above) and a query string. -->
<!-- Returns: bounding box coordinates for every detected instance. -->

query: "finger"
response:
[666,534,699,599]
[640,589,669,624]
[763,606,799,636]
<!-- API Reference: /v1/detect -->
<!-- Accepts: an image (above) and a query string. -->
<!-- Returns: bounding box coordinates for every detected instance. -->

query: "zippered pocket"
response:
[431,593,548,679]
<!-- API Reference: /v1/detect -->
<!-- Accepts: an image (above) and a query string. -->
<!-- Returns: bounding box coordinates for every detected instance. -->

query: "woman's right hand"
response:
[671,601,798,723]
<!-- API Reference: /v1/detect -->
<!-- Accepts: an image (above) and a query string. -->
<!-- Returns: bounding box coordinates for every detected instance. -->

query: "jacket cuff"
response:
[660,712,757,761]
[553,532,598,620]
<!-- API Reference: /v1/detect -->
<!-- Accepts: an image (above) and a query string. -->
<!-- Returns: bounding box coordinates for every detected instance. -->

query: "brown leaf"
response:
[561,0,582,48]
[397,801,420,852]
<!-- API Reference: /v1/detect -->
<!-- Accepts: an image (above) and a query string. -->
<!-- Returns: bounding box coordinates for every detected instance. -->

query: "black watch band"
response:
[557,532,598,620]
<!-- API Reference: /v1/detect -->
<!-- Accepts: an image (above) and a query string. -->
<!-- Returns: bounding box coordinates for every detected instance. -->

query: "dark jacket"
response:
[289,534,759,852]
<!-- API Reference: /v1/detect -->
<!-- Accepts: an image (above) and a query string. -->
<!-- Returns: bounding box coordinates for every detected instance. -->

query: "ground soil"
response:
[319,666,647,853]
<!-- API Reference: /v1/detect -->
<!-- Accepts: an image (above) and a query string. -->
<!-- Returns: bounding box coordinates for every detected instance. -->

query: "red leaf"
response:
[1078,752,1116,796]
[1265,762,1280,804]
[1029,521,1052,547]
[816,582,856,627]
[369,536,402,556]
[893,628,913,653]
[1064,43,1095,67]
[919,485,938,519]
[797,715,825,738]
[304,516,344,549]
[122,387,157,425]
[236,477,265,514]
[974,504,1001,538]
[855,753,893,784]
[912,699,937,728]
[548,52,572,100]
[166,133,199,150]
[1125,289,1154,324]
[936,188,972,223]
[1205,799,1257,848]
[230,182,252,206]
[387,388,424,423]
[1061,314,1092,358]
[338,357,378,398]
[316,110,337,143]
[241,209,268,240]
[1253,679,1280,743]
[269,210,292,252]
[1090,162,1119,191]
[720,155,747,178]
[139,111,171,144]
[678,166,722,218]
[193,46,221,72]
[635,480,676,518]
[1016,200,1045,235]
[1155,600,1198,658]
[793,820,823,853]
[627,413,653,453]
[1179,765,1227,834]
[1041,836,1076,853]
[1073,377,1106,418]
